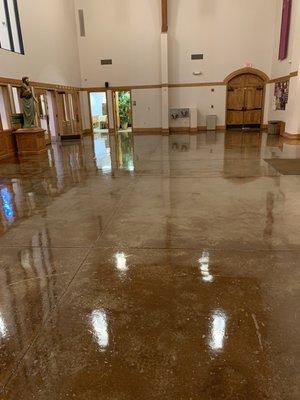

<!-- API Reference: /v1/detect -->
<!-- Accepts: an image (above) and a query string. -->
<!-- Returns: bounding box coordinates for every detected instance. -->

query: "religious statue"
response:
[20,77,38,128]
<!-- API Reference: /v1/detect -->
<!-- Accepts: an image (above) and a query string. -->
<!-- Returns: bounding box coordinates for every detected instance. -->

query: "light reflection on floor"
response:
[0,130,299,399]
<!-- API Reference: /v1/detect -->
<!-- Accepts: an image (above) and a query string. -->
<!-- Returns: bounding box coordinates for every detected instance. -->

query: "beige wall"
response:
[132,89,162,129]
[74,0,161,87]
[0,0,81,86]
[268,0,300,127]
[73,0,280,129]
[169,86,227,127]
[168,0,276,84]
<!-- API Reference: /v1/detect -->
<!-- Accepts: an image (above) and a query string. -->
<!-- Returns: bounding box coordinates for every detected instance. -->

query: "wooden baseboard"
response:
[169,127,190,132]
[198,125,225,131]
[281,132,300,140]
[82,129,92,135]
[133,128,162,134]
[132,126,227,135]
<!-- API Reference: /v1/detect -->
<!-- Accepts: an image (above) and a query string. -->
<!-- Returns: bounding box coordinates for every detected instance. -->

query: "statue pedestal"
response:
[15,128,47,155]
[0,129,17,160]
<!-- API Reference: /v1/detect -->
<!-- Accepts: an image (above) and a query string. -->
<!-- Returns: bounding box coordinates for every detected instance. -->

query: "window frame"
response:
[0,0,24,55]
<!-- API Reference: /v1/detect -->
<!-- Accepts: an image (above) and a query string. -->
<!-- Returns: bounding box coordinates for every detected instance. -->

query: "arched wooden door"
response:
[226,74,265,128]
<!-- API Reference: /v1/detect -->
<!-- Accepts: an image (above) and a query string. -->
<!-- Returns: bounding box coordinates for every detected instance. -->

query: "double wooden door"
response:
[226,74,264,126]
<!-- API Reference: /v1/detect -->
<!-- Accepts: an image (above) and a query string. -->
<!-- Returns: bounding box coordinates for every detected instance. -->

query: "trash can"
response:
[206,115,217,131]
[268,120,280,135]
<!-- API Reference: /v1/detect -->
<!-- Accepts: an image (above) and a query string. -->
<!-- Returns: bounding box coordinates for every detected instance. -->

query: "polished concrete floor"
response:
[0,131,299,399]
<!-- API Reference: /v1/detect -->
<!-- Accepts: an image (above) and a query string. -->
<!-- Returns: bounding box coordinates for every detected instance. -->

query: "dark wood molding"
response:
[161,0,168,33]
[269,74,290,83]
[289,70,298,78]
[0,69,298,96]
[169,82,225,88]
[133,128,162,134]
[281,131,300,139]
[269,70,298,83]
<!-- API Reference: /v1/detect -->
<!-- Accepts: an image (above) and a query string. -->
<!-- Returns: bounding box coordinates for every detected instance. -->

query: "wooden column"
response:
[161,0,168,33]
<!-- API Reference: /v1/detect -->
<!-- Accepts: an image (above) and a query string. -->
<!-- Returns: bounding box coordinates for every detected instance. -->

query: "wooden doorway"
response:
[88,91,109,135]
[226,73,265,129]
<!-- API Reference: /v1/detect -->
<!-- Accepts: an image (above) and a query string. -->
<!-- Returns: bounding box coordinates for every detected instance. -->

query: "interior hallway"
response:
[0,131,299,399]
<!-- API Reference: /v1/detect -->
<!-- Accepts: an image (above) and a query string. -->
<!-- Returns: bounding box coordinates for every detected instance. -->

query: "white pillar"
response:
[285,70,300,136]
[161,33,169,133]
[284,0,300,137]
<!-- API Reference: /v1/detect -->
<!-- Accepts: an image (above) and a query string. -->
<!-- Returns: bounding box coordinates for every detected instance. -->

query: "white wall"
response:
[0,0,81,86]
[268,0,300,126]
[74,0,161,87]
[169,86,226,127]
[74,0,280,129]
[270,0,297,79]
[168,0,276,84]
[132,89,162,129]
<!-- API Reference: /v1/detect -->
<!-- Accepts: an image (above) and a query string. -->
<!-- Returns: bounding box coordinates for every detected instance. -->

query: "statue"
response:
[20,77,38,128]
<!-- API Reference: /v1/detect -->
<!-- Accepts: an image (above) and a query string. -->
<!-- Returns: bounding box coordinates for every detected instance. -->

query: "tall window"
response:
[0,0,24,54]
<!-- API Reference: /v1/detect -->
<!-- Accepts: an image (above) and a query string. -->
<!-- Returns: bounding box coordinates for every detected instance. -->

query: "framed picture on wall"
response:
[274,80,289,110]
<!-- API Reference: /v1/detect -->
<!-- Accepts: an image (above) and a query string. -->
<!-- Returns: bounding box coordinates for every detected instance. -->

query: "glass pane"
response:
[12,87,20,113]
[0,87,9,129]
[7,0,20,53]
[0,0,11,50]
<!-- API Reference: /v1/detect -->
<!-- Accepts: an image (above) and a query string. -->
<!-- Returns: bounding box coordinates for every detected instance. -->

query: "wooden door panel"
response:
[227,87,245,110]
[229,75,246,87]
[227,74,264,126]
[243,110,262,125]
[244,75,263,86]
[245,87,263,110]
[227,111,244,125]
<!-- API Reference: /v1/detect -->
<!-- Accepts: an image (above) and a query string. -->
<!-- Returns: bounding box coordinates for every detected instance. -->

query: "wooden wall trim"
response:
[269,70,298,83]
[82,82,226,91]
[269,74,290,83]
[133,128,162,134]
[83,84,162,92]
[132,126,227,134]
[168,82,224,88]
[0,69,298,96]
[281,131,300,139]
[78,71,299,92]
[289,71,298,78]
[0,76,80,91]
[161,0,168,33]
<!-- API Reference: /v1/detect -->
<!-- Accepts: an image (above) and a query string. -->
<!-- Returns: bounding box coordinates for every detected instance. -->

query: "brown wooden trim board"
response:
[0,70,298,94]
[281,132,300,140]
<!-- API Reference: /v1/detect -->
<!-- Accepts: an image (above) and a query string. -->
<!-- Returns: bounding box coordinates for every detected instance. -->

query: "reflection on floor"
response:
[0,130,300,399]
